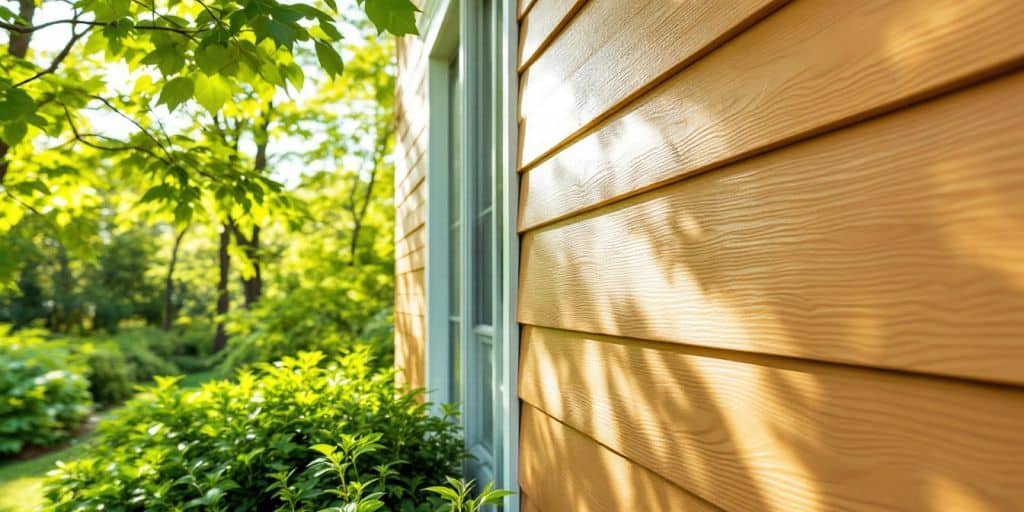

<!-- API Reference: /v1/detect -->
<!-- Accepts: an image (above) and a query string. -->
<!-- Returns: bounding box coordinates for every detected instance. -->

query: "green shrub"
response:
[0,328,93,455]
[103,325,213,376]
[45,350,469,511]
[216,290,393,376]
[76,342,134,405]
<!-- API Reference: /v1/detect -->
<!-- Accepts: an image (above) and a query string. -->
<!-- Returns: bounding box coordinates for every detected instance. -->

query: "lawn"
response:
[0,435,92,512]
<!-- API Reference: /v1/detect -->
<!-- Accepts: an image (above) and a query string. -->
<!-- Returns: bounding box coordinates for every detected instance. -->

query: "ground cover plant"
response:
[0,328,92,455]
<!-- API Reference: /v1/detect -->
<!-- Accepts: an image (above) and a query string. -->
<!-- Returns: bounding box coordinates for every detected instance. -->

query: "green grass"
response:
[0,435,92,512]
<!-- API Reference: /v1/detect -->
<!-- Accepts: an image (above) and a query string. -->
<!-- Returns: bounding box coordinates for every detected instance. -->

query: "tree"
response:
[0,0,418,288]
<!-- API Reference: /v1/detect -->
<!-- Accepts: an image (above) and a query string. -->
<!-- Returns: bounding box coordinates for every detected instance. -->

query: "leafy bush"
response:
[217,283,394,375]
[98,324,215,375]
[76,342,134,405]
[0,328,93,455]
[45,350,470,511]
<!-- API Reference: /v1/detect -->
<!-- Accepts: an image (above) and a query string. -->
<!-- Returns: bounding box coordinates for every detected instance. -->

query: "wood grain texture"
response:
[394,312,425,390]
[519,72,1024,384]
[518,0,1024,230]
[520,326,1024,512]
[520,404,722,512]
[517,0,586,71]
[517,0,782,170]
[393,27,428,397]
[520,493,541,512]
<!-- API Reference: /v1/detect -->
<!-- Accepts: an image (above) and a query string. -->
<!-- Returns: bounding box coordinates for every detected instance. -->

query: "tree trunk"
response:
[0,0,36,185]
[234,225,261,308]
[233,106,270,307]
[161,225,188,331]
[213,223,231,352]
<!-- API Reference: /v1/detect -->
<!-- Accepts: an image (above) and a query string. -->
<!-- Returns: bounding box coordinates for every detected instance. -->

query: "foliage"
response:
[217,271,393,374]
[101,325,214,377]
[44,350,469,510]
[424,478,514,512]
[74,342,135,405]
[0,328,92,455]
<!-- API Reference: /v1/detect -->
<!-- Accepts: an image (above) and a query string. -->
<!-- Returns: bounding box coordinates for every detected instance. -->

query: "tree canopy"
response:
[1,0,403,350]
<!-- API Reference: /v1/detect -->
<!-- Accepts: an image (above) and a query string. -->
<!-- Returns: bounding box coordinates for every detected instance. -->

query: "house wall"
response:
[516,0,1024,511]
[394,21,428,391]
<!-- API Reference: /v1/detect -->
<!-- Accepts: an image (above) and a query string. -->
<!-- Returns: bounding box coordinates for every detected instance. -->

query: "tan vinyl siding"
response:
[394,27,428,391]
[515,0,1024,510]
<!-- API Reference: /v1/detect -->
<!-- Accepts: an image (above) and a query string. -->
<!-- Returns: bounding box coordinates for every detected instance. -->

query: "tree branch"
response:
[14,23,91,88]
[1,18,201,36]
[89,94,174,161]
[62,105,170,164]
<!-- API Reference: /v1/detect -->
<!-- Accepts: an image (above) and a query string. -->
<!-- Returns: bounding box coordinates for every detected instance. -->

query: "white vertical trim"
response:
[456,0,474,449]
[421,2,519,506]
[498,0,521,508]
[424,0,458,413]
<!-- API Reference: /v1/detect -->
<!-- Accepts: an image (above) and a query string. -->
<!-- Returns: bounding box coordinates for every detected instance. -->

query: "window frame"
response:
[421,0,520,506]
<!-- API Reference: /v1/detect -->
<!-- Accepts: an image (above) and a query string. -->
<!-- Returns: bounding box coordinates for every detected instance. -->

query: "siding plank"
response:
[394,312,426,390]
[395,246,425,274]
[519,0,537,20]
[395,224,425,259]
[518,0,1024,230]
[518,0,782,169]
[517,0,586,71]
[520,404,722,512]
[520,326,1024,512]
[395,198,427,241]
[519,73,1024,384]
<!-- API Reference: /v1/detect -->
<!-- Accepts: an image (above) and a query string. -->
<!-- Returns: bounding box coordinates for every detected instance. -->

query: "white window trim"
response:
[421,0,520,508]
[496,1,521,507]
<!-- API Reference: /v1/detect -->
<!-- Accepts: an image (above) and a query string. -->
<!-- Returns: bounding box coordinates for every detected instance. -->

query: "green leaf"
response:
[318,21,343,41]
[363,0,419,36]
[91,0,131,22]
[196,44,231,75]
[309,444,335,456]
[0,120,27,145]
[158,76,194,112]
[282,63,304,90]
[173,201,192,224]
[140,184,173,203]
[141,46,186,76]
[314,41,344,79]
[0,86,35,121]
[264,19,297,50]
[193,73,232,113]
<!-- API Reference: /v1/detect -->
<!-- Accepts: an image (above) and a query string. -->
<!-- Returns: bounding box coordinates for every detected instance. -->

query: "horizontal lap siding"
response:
[520,73,1024,384]
[518,0,1024,230]
[394,30,428,391]
[515,0,1024,510]
[520,404,721,512]
[520,327,1024,511]
[517,0,782,171]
